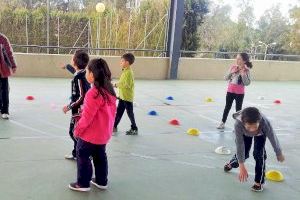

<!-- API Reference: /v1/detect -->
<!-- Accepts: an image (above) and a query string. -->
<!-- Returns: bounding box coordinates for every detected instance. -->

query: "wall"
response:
[13,53,300,81]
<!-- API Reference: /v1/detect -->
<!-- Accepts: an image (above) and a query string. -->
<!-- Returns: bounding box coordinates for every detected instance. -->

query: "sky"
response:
[212,0,300,21]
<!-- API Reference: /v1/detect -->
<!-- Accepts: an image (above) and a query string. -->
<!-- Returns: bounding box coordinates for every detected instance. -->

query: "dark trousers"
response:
[69,117,77,157]
[222,92,244,123]
[229,135,267,184]
[76,138,108,187]
[0,77,9,114]
[114,99,137,130]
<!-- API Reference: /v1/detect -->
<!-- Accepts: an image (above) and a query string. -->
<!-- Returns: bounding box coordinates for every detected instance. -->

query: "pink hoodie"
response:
[74,86,116,145]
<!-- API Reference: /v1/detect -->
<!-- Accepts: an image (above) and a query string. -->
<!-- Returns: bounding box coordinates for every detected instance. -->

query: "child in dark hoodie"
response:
[224,107,285,192]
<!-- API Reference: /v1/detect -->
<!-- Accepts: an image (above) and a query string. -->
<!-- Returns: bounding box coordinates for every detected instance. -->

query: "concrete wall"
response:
[13,53,300,81]
[14,53,169,80]
[178,58,300,81]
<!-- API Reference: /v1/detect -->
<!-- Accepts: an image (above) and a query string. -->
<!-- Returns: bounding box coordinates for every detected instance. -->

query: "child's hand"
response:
[63,106,70,114]
[238,164,248,182]
[277,154,285,162]
[59,63,66,69]
[230,66,239,74]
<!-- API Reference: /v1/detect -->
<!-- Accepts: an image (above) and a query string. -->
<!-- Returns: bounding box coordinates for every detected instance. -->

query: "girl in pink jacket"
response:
[69,58,116,192]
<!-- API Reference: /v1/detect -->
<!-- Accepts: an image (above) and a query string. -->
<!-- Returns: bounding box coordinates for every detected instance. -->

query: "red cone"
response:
[26,96,35,101]
[169,119,180,126]
[274,99,281,104]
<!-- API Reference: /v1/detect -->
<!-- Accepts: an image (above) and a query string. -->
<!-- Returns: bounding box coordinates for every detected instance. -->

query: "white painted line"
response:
[9,120,54,137]
[244,101,270,109]
[130,153,157,160]
[36,118,68,131]
[10,136,69,140]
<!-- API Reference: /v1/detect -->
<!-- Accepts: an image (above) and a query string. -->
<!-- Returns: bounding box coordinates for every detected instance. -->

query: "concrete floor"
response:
[0,78,299,200]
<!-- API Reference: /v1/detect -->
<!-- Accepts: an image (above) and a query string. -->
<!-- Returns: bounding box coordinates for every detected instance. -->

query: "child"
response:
[63,50,90,160]
[217,53,252,129]
[68,58,116,192]
[224,107,285,192]
[113,53,138,135]
[0,33,17,119]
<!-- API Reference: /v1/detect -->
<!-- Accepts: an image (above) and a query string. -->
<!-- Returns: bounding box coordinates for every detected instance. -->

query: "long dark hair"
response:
[239,53,253,69]
[87,58,116,102]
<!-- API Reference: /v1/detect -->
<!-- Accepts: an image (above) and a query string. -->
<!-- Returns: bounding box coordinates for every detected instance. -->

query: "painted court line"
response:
[9,120,56,137]
[245,101,271,109]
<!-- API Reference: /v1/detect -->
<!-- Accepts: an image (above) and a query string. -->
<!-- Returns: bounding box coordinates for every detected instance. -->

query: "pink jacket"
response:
[74,86,117,145]
[0,33,17,78]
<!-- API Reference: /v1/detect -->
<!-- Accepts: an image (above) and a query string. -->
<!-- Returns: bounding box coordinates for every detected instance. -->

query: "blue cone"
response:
[148,110,158,116]
[166,96,174,100]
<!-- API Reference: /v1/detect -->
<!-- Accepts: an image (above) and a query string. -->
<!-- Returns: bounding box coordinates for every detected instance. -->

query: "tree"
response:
[181,0,209,57]
[289,6,300,54]
[257,5,291,58]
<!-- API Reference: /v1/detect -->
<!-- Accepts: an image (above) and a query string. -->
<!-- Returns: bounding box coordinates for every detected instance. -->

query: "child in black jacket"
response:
[62,50,91,160]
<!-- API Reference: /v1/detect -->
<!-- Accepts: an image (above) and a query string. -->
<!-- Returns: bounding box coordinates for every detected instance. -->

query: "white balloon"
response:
[96,3,105,13]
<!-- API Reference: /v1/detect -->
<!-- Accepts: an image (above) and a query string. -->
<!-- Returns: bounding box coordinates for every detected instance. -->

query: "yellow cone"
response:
[266,170,284,182]
[187,128,200,136]
[205,97,213,102]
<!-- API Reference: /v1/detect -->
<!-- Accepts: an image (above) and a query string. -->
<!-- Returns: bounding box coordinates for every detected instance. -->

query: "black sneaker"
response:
[113,127,118,133]
[90,178,108,190]
[224,163,232,172]
[126,129,138,135]
[251,184,264,192]
[68,182,90,192]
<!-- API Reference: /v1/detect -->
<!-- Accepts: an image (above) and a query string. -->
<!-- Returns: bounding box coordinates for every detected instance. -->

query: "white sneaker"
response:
[64,154,76,160]
[1,114,9,119]
[90,178,108,190]
[217,122,225,129]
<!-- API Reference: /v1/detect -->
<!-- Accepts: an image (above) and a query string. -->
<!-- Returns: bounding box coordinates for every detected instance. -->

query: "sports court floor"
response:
[0,78,299,200]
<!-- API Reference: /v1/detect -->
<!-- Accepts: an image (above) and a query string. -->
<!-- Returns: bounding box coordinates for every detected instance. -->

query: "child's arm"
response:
[74,89,101,137]
[235,121,249,182]
[263,118,284,162]
[67,79,85,110]
[64,64,76,74]
[224,66,237,81]
[2,35,17,73]
[240,69,251,86]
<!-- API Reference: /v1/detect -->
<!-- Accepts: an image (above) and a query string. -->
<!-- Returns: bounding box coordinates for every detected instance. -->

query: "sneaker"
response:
[90,178,108,190]
[126,129,138,135]
[1,114,9,120]
[65,154,76,160]
[251,184,264,192]
[224,163,232,172]
[68,182,90,192]
[113,127,118,133]
[217,122,225,129]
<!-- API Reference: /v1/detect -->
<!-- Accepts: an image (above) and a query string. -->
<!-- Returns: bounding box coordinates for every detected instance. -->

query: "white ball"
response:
[96,3,105,13]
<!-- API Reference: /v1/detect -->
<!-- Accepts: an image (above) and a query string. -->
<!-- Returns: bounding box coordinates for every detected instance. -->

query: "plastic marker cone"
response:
[169,119,180,126]
[274,99,281,104]
[258,96,265,100]
[205,97,214,102]
[26,96,35,101]
[266,170,284,182]
[215,146,231,155]
[166,96,174,100]
[148,110,158,116]
[187,128,200,136]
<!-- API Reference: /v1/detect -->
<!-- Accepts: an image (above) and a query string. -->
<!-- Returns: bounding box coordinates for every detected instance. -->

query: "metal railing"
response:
[11,44,300,61]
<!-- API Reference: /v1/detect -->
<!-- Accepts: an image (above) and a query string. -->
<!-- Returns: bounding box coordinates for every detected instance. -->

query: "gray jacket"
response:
[224,66,251,86]
[233,111,282,163]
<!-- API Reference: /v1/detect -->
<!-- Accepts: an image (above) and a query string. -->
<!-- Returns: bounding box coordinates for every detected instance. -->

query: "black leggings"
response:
[222,92,244,123]
[0,77,9,114]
